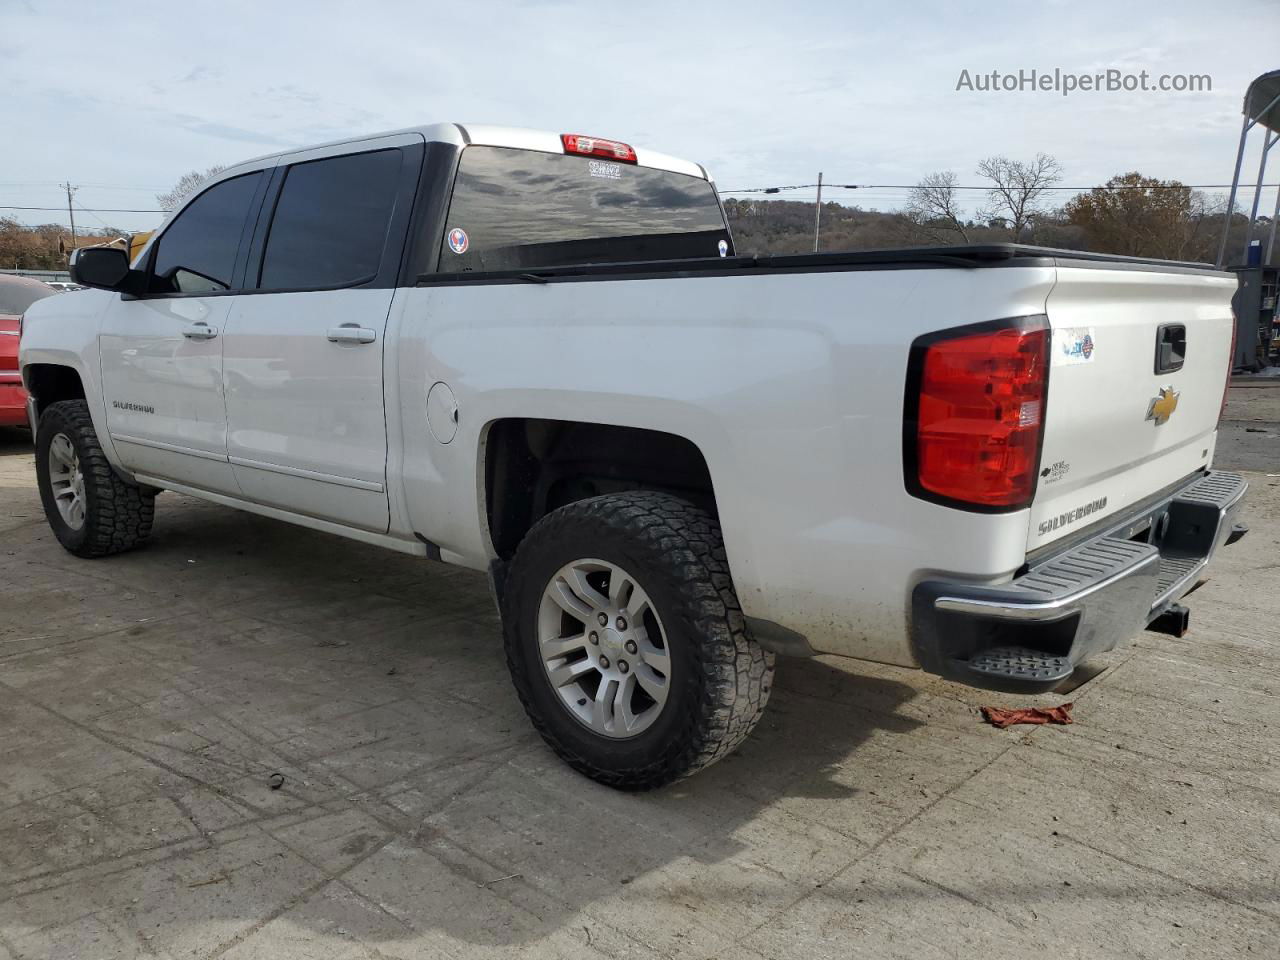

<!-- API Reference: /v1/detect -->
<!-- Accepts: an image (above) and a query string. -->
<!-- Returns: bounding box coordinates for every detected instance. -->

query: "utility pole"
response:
[813,171,823,252]
[62,182,78,246]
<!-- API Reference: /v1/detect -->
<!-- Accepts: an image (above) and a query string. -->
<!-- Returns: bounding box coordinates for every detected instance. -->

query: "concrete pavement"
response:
[1,387,1277,959]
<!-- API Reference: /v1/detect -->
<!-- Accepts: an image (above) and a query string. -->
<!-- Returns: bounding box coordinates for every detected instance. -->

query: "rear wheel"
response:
[35,400,155,558]
[503,492,774,790]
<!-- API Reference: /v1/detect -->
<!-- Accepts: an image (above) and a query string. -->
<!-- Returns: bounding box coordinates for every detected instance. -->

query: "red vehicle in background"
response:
[1,275,58,428]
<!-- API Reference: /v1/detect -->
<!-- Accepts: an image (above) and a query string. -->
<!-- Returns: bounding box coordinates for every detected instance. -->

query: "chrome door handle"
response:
[327,324,376,344]
[182,321,218,340]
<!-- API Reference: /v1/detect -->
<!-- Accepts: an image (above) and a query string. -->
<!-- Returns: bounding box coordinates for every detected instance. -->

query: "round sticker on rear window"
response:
[447,227,469,255]
[718,239,728,258]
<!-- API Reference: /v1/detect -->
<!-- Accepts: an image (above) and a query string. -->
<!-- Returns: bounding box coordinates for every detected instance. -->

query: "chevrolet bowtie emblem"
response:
[1146,386,1180,426]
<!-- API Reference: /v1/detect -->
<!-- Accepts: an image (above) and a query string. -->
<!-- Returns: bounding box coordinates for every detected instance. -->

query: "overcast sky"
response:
[3,0,1277,233]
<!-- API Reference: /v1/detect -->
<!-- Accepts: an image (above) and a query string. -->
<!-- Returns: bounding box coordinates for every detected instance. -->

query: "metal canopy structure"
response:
[1245,69,1280,133]
[1217,69,1280,268]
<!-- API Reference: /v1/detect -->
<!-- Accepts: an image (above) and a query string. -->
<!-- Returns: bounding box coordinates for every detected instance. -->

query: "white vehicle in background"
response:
[18,124,1247,789]
[43,281,85,292]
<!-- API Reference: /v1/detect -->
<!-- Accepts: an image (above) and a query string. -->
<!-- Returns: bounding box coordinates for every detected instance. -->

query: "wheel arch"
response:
[23,356,135,481]
[481,417,718,561]
[23,362,87,419]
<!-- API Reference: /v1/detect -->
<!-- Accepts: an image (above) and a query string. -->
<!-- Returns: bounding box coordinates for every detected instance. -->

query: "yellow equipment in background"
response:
[128,231,154,265]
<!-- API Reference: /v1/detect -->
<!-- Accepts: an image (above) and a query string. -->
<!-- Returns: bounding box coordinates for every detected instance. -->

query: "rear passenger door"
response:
[222,136,423,532]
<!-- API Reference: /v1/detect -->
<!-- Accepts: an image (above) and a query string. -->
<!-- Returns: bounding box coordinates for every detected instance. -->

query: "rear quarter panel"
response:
[391,265,1056,665]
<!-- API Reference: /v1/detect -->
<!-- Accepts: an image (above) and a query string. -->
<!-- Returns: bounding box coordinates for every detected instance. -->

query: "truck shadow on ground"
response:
[0,427,32,455]
[3,490,958,954]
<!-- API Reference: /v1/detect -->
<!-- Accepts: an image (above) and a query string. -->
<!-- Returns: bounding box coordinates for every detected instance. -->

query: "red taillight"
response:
[561,133,637,164]
[906,318,1050,510]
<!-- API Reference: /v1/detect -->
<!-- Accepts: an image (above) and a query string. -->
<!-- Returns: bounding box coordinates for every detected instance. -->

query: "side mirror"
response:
[69,247,131,291]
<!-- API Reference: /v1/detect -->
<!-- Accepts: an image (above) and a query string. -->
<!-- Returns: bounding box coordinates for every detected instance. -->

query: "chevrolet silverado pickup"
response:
[18,124,1248,789]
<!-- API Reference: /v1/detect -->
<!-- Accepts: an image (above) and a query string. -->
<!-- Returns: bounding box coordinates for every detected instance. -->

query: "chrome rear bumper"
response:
[911,471,1248,693]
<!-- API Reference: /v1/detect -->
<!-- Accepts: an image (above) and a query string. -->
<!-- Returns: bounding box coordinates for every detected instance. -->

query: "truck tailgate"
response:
[1029,265,1236,551]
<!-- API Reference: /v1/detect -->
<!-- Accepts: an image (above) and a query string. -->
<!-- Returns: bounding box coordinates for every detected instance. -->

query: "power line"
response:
[721,182,1280,194]
[0,205,165,213]
[76,183,168,192]
[0,181,166,191]
[72,198,120,232]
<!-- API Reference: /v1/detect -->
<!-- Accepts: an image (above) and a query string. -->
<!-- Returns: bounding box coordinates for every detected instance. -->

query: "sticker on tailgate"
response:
[1054,327,1096,365]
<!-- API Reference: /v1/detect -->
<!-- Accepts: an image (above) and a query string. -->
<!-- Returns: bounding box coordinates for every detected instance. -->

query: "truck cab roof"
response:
[224,123,710,182]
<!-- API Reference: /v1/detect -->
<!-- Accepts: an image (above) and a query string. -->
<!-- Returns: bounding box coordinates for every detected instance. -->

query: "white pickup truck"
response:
[19,124,1248,789]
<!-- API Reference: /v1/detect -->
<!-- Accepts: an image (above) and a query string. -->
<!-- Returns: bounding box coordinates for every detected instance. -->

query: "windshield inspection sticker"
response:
[718,239,729,258]
[588,160,623,180]
[447,227,469,255]
[1054,327,1096,365]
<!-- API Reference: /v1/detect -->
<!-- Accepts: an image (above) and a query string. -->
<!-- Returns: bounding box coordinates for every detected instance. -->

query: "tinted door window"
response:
[439,146,730,272]
[258,149,402,291]
[149,172,262,294]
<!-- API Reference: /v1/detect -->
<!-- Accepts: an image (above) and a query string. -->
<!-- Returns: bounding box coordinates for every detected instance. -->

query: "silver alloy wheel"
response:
[537,558,672,739]
[47,432,86,530]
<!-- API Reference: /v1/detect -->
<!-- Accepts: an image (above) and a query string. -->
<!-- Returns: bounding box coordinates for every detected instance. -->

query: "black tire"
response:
[503,491,774,790]
[35,400,155,558]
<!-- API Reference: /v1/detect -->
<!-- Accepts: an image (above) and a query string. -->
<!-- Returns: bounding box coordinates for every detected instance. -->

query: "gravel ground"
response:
[1219,378,1280,472]
[0,383,1276,960]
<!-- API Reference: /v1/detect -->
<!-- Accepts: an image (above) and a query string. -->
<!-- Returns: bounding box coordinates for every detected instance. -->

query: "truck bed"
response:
[417,244,1226,286]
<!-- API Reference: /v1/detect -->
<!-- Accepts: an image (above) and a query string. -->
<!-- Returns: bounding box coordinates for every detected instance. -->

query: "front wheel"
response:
[503,492,774,790]
[35,400,155,558]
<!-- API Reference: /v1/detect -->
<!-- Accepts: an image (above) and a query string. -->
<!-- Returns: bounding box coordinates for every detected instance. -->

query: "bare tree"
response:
[156,165,226,212]
[905,171,970,243]
[977,153,1062,241]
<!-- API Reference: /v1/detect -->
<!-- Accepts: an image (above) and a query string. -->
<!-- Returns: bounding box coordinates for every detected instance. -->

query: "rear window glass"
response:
[438,146,730,272]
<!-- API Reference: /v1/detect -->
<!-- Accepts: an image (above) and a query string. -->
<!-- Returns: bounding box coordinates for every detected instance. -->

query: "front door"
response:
[222,144,418,532]
[100,170,266,493]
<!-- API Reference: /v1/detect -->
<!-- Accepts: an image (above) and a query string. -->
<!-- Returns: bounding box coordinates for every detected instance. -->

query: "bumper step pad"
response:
[1005,538,1157,604]
[1152,470,1249,607]
[931,536,1158,618]
[964,647,1073,686]
[1173,470,1247,509]
[1153,555,1200,603]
